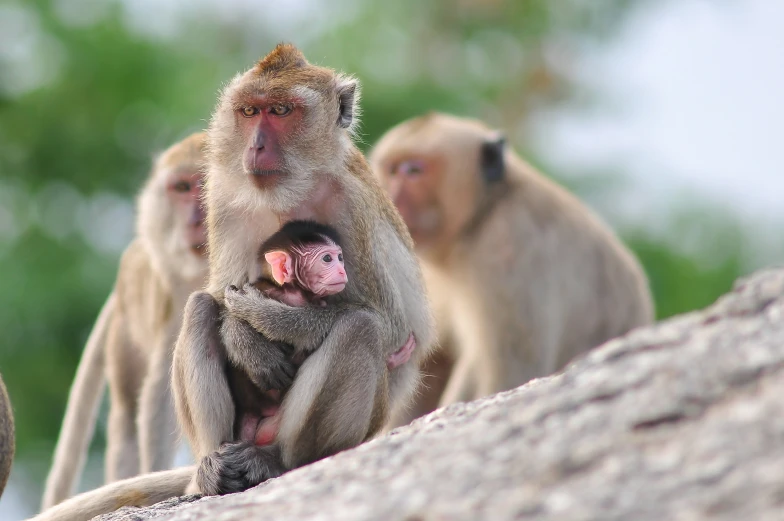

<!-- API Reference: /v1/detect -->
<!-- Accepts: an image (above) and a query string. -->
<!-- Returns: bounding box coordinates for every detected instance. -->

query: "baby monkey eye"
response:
[338,253,343,262]
[241,106,259,117]
[269,104,292,116]
[172,180,191,193]
[322,254,332,263]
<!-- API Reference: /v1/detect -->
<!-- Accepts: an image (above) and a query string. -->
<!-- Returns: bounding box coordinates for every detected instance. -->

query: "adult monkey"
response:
[173,42,433,496]
[370,113,654,426]
[42,132,209,509]
[31,45,432,521]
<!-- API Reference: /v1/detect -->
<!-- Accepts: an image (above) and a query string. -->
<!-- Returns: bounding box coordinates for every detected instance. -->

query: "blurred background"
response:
[0,0,781,518]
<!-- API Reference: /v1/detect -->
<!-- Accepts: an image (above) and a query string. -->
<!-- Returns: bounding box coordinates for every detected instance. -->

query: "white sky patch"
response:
[531,0,784,224]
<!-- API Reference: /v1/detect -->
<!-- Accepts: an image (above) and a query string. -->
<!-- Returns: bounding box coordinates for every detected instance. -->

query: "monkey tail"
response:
[31,465,195,521]
[41,292,116,510]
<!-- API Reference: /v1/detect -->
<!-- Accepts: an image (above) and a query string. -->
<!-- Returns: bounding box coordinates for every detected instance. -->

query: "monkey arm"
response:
[137,320,180,474]
[223,283,349,353]
[171,291,235,464]
[219,312,297,391]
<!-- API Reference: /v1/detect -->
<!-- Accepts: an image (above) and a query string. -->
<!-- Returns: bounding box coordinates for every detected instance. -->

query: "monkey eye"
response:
[322,254,332,263]
[241,106,259,117]
[393,160,424,177]
[172,180,191,193]
[338,253,343,262]
[269,104,292,117]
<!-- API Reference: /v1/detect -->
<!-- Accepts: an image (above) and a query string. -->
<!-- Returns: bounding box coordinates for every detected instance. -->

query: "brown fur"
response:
[41,133,209,510]
[0,373,14,498]
[370,113,655,426]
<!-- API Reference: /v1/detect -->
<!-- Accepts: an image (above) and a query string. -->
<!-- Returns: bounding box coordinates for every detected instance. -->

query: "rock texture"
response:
[99,268,784,521]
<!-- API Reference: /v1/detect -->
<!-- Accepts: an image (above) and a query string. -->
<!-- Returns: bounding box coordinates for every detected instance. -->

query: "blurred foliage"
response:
[0,0,769,508]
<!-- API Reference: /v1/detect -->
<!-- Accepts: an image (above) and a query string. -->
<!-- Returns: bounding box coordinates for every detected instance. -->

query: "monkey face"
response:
[166,169,207,256]
[235,98,301,190]
[382,157,445,246]
[371,114,488,256]
[211,45,359,212]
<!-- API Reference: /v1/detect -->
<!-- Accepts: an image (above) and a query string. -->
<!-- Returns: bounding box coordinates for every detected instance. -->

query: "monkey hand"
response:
[387,332,416,370]
[224,283,336,353]
[224,283,273,315]
[196,442,286,496]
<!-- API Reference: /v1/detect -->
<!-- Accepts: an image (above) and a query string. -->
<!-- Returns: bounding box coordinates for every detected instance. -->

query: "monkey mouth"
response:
[249,169,283,189]
[250,168,283,177]
[316,282,347,295]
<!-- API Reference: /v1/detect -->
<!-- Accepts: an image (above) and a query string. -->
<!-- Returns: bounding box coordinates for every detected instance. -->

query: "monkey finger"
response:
[242,282,264,297]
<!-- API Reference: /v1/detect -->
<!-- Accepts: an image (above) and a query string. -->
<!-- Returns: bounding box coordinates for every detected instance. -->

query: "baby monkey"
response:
[221,220,347,399]
[224,220,414,383]
[252,220,347,308]
[224,220,415,447]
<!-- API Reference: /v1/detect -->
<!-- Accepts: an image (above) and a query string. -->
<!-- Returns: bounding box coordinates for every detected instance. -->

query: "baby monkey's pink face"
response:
[297,243,347,296]
[265,239,348,297]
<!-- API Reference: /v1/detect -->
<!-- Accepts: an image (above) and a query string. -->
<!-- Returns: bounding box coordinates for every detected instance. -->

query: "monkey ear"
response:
[264,251,293,285]
[336,76,360,130]
[480,134,506,183]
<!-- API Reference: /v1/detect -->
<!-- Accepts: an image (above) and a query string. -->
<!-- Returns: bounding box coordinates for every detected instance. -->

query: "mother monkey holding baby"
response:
[171,43,435,495]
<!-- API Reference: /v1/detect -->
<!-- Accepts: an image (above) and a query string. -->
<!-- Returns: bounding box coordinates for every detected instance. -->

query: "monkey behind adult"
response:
[370,113,654,426]
[41,132,209,510]
[31,44,433,521]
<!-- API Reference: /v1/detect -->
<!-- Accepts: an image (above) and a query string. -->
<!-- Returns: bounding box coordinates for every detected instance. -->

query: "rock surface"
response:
[98,268,784,521]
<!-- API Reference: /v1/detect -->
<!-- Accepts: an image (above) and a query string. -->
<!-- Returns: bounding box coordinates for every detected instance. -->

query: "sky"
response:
[533,0,784,225]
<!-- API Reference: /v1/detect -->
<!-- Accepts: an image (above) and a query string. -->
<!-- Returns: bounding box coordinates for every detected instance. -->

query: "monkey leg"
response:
[105,399,139,483]
[220,313,296,391]
[278,309,387,468]
[105,326,142,483]
[137,339,178,474]
[171,291,235,493]
[196,310,387,495]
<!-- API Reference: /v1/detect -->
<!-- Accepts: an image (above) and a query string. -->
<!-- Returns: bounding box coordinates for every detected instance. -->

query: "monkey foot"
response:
[197,442,287,496]
[387,332,416,370]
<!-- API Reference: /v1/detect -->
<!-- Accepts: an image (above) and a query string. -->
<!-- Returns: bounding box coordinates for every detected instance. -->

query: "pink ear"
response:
[264,251,293,285]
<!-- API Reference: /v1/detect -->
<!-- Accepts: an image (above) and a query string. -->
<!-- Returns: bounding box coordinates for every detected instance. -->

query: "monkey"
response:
[0,372,14,498]
[225,220,417,447]
[223,220,348,448]
[172,42,434,497]
[224,219,416,393]
[251,219,348,307]
[369,112,655,426]
[41,132,209,510]
[31,44,433,521]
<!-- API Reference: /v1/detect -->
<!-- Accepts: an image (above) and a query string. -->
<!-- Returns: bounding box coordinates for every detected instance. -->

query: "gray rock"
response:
[98,267,784,521]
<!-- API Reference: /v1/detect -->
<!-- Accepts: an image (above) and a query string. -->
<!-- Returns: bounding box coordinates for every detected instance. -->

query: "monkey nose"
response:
[253,132,266,150]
